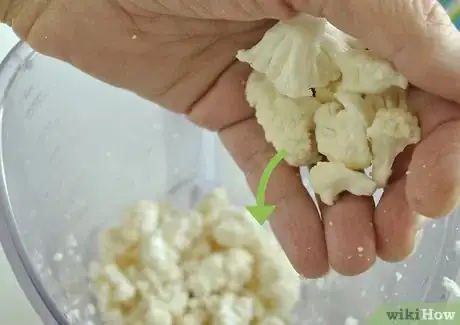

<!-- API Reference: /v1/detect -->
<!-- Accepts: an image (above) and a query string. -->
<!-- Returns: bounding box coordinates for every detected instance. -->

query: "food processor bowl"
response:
[1,43,460,325]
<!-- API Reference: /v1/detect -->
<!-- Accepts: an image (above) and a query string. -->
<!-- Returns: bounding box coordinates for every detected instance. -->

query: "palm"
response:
[21,0,270,114]
[12,0,460,278]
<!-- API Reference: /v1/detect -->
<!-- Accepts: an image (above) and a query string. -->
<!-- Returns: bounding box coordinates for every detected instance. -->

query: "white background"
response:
[0,25,43,325]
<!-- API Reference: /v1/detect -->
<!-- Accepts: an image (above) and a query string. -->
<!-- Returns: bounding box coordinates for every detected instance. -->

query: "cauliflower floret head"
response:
[333,47,408,94]
[310,162,377,205]
[246,71,322,166]
[364,87,408,111]
[334,90,378,126]
[237,14,341,98]
[314,101,372,170]
[367,107,421,187]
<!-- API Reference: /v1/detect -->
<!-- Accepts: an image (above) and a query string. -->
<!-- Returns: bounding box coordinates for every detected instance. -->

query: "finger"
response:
[374,178,421,262]
[221,119,329,278]
[130,0,460,105]
[189,62,329,278]
[321,194,376,276]
[406,89,460,218]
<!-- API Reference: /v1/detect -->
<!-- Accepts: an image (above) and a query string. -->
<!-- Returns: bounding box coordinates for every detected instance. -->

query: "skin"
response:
[2,0,460,278]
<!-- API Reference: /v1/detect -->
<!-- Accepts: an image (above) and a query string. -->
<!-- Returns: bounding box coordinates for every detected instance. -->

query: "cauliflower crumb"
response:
[442,277,460,298]
[344,316,359,325]
[90,189,300,324]
[455,241,460,255]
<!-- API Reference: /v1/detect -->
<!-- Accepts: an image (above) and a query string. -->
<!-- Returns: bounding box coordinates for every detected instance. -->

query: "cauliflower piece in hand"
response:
[314,101,372,170]
[364,87,408,111]
[333,47,408,94]
[237,14,341,98]
[310,162,377,205]
[246,71,322,166]
[367,107,421,187]
[335,91,378,126]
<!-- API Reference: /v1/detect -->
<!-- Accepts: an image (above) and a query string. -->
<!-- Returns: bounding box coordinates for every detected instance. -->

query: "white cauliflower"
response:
[120,200,161,242]
[246,71,322,166]
[210,207,259,248]
[90,189,300,324]
[237,14,341,98]
[314,101,372,170]
[364,86,408,111]
[310,162,377,205]
[334,91,377,126]
[237,13,422,205]
[211,293,254,325]
[367,107,421,187]
[333,47,408,94]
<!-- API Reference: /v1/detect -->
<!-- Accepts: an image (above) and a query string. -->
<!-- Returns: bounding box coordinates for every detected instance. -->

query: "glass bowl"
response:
[1,42,460,325]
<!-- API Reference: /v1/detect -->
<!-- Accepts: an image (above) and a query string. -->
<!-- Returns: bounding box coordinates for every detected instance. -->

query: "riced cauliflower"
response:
[237,13,421,205]
[89,189,300,325]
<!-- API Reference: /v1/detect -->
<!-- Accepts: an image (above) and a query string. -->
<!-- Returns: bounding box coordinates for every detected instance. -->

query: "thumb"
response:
[145,0,460,105]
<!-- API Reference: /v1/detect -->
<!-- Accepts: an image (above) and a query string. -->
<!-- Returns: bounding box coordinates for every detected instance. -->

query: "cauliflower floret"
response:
[367,107,421,187]
[364,87,408,111]
[211,293,254,325]
[237,14,341,98]
[246,71,322,166]
[310,162,377,205]
[333,47,408,94]
[334,91,377,126]
[314,101,372,170]
[321,23,407,93]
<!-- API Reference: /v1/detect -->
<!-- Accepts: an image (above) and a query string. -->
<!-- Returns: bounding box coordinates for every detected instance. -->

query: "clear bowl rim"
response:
[0,41,78,325]
[2,41,460,325]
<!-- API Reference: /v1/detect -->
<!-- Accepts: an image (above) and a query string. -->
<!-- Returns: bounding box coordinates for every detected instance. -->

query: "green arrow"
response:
[247,150,287,224]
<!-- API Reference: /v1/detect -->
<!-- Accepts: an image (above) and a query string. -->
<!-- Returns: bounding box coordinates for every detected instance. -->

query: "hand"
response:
[3,0,460,278]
